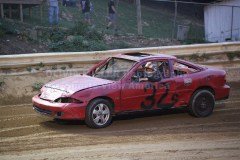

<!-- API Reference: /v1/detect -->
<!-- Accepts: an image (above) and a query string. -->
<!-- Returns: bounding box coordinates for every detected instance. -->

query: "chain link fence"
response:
[0,0,239,43]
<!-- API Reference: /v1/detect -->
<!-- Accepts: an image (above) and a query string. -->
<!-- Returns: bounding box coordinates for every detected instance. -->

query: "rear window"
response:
[173,61,200,76]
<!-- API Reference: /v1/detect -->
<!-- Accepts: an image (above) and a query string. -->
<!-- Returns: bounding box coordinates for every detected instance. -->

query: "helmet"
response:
[144,62,157,78]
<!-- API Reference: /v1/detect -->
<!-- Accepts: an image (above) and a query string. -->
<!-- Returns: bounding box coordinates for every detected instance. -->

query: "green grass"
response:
[21,0,204,39]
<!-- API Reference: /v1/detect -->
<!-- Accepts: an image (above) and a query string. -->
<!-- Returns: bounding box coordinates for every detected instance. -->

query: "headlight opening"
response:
[54,97,83,103]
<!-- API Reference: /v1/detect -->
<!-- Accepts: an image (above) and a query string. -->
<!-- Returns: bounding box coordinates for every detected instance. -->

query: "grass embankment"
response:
[0,0,205,53]
[22,0,204,39]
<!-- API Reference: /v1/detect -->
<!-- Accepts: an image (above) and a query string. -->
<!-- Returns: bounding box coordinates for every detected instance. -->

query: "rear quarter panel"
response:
[178,67,229,105]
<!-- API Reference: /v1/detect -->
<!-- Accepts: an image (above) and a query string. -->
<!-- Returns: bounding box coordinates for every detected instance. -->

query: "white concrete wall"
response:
[204,0,240,42]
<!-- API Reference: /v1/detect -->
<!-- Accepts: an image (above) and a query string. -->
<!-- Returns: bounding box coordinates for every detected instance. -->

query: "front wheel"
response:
[85,99,113,128]
[188,90,215,117]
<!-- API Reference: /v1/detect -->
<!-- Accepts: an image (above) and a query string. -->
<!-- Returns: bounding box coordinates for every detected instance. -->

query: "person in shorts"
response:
[107,0,117,32]
[80,0,91,25]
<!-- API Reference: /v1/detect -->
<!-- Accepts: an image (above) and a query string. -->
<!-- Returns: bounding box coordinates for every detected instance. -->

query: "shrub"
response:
[85,28,104,41]
[32,82,44,91]
[88,40,108,51]
[0,78,5,92]
[226,52,240,61]
[181,39,208,45]
[0,27,5,37]
[49,31,66,42]
[38,62,45,68]
[189,54,200,61]
[26,67,32,72]
[1,19,107,52]
[0,20,19,35]
[61,66,66,70]
[52,65,57,70]
[109,41,132,49]
[70,21,88,35]
[0,78,5,87]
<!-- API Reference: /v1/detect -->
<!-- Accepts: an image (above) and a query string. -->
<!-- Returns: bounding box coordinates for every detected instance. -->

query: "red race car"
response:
[32,53,230,128]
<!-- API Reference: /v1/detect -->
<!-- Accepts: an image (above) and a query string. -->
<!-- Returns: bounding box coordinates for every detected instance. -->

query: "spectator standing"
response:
[80,0,92,25]
[62,0,70,7]
[48,0,59,26]
[107,0,117,33]
[62,0,67,6]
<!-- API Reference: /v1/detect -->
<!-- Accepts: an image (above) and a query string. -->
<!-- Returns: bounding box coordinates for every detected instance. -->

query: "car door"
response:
[121,59,177,111]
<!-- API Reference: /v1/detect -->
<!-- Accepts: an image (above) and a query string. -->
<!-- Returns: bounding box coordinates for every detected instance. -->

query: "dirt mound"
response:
[0,34,48,55]
[0,33,179,55]
[105,34,180,48]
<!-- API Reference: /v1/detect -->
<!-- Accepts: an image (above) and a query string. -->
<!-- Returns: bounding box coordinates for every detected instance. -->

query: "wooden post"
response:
[9,5,12,18]
[1,4,4,19]
[29,7,32,18]
[230,6,234,40]
[115,0,119,9]
[40,4,43,23]
[172,0,178,40]
[136,0,142,36]
[20,4,23,22]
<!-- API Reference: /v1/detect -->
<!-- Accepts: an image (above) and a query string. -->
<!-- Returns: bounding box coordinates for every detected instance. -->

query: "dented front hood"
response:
[40,75,113,101]
[45,75,114,94]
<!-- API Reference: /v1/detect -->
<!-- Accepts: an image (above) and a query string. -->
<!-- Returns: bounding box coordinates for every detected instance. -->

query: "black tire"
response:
[188,90,215,117]
[85,98,113,128]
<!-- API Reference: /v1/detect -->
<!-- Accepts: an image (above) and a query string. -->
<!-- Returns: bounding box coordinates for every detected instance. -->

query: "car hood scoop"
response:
[41,75,113,101]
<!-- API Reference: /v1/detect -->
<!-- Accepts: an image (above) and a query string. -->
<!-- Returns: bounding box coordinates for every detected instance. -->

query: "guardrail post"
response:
[9,4,12,18]
[172,0,178,40]
[20,4,23,22]
[230,6,234,40]
[40,4,43,23]
[1,4,4,18]
[29,7,32,18]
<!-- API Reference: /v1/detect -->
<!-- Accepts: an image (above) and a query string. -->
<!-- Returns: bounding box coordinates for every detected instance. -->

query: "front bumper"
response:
[32,95,87,120]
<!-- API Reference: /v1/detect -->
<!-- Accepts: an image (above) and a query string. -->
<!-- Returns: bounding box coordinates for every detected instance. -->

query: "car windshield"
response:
[93,58,136,81]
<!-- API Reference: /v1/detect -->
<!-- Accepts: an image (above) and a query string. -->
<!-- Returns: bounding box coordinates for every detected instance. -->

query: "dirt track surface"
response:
[0,83,240,160]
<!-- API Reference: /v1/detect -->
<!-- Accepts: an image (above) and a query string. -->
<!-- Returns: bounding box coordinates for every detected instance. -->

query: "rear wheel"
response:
[85,99,113,128]
[188,90,215,117]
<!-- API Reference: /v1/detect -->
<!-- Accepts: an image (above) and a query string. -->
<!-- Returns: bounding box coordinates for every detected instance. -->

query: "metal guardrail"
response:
[0,42,239,69]
[0,42,239,106]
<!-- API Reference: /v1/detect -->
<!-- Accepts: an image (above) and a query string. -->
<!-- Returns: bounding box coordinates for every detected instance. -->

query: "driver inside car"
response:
[134,62,162,82]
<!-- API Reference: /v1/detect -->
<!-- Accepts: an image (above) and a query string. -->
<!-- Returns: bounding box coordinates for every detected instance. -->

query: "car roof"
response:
[113,52,176,62]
